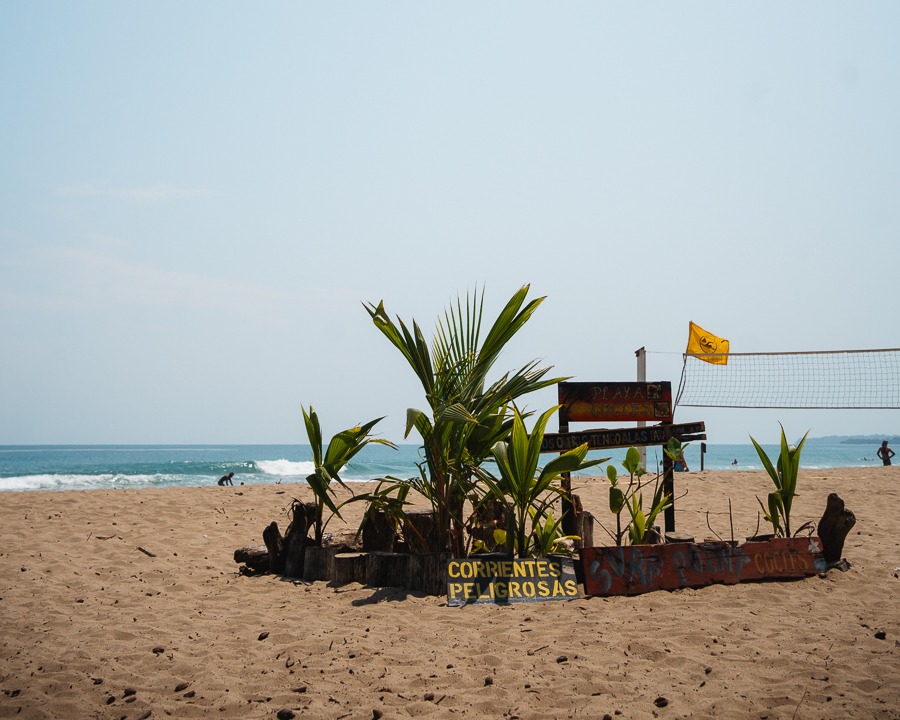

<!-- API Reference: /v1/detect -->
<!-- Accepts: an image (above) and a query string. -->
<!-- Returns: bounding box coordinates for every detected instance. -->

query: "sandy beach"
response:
[1,466,898,719]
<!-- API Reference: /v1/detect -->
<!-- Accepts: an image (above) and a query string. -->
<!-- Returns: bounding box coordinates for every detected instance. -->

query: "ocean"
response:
[0,440,888,493]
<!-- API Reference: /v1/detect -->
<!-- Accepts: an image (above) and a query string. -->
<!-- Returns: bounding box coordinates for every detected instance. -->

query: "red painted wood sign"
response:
[558,381,673,424]
[579,537,827,596]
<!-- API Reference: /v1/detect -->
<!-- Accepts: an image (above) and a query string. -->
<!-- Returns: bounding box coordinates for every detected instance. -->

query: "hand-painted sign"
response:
[540,422,706,453]
[446,557,579,606]
[579,537,827,597]
[559,381,673,423]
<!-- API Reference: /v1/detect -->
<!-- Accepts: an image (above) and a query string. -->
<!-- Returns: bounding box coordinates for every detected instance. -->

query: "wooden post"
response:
[404,510,437,554]
[333,553,368,584]
[570,494,587,550]
[662,435,675,533]
[282,502,312,578]
[366,552,409,588]
[406,552,452,596]
[579,510,595,549]
[635,346,647,470]
[361,510,396,552]
[262,521,284,574]
[282,530,307,578]
[303,546,336,582]
[558,404,578,538]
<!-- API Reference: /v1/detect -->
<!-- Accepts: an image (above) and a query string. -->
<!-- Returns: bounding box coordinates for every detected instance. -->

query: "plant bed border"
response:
[579,536,827,597]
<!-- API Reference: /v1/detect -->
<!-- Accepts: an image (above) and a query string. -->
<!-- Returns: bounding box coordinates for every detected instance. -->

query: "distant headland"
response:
[808,435,900,445]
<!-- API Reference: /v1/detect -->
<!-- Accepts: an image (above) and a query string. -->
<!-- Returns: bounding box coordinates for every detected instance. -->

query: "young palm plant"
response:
[479,406,605,558]
[301,406,396,546]
[365,285,566,557]
[750,424,809,537]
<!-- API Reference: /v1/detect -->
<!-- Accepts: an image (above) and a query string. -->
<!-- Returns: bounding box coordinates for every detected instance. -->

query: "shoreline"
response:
[1,461,894,495]
[1,467,898,718]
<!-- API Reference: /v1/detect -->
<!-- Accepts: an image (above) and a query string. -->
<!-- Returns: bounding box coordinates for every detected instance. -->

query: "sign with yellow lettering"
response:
[558,381,673,423]
[446,557,579,606]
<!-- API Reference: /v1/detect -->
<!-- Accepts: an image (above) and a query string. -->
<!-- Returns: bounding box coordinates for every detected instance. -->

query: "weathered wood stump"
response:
[283,502,314,578]
[332,553,368,585]
[817,492,856,565]
[361,510,396,552]
[234,545,269,573]
[406,552,452,596]
[263,521,285,574]
[579,510,595,549]
[665,532,695,544]
[282,533,308,578]
[303,546,336,582]
[570,494,584,549]
[404,510,437,554]
[366,552,409,588]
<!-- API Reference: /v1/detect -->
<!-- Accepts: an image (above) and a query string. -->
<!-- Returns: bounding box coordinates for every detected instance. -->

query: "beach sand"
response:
[1,466,898,719]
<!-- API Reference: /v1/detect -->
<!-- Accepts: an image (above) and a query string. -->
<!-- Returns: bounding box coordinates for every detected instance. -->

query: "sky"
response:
[1,2,898,446]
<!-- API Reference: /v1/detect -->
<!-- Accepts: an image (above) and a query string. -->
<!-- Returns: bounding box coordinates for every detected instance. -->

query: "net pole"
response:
[636,346,647,469]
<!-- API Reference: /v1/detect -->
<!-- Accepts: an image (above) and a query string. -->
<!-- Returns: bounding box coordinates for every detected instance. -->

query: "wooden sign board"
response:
[446,557,579,606]
[559,381,673,424]
[579,537,827,597]
[541,422,705,453]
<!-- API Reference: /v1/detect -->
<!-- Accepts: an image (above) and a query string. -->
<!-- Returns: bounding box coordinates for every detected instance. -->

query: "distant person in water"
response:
[218,472,235,486]
[732,458,738,466]
[876,441,895,466]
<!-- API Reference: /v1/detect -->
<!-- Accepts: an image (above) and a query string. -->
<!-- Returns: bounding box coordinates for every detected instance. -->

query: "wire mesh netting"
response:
[675,349,900,409]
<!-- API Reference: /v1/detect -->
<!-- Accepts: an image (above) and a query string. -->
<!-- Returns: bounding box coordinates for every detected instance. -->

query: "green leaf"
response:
[606,465,618,486]
[622,447,642,475]
[301,406,323,467]
[750,435,781,489]
[663,437,682,462]
[405,408,429,440]
[627,495,647,544]
[541,443,606,479]
[767,492,783,536]
[437,403,479,426]
[609,486,625,514]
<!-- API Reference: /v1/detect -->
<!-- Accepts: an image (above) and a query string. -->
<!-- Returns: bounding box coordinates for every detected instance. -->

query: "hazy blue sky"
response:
[1,2,898,445]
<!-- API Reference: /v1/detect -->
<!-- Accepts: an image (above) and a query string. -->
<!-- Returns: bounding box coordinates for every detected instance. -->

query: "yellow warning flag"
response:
[686,321,729,364]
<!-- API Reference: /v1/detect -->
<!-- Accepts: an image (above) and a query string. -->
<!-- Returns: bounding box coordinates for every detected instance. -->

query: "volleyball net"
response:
[675,348,900,409]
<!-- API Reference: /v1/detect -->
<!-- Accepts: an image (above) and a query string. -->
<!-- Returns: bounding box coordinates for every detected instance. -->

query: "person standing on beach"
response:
[877,441,895,466]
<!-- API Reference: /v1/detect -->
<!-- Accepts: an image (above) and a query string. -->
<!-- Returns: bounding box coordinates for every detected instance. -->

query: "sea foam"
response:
[255,459,316,477]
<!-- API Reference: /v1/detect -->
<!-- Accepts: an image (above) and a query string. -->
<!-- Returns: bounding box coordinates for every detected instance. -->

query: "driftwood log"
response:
[817,492,856,565]
[234,545,269,573]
